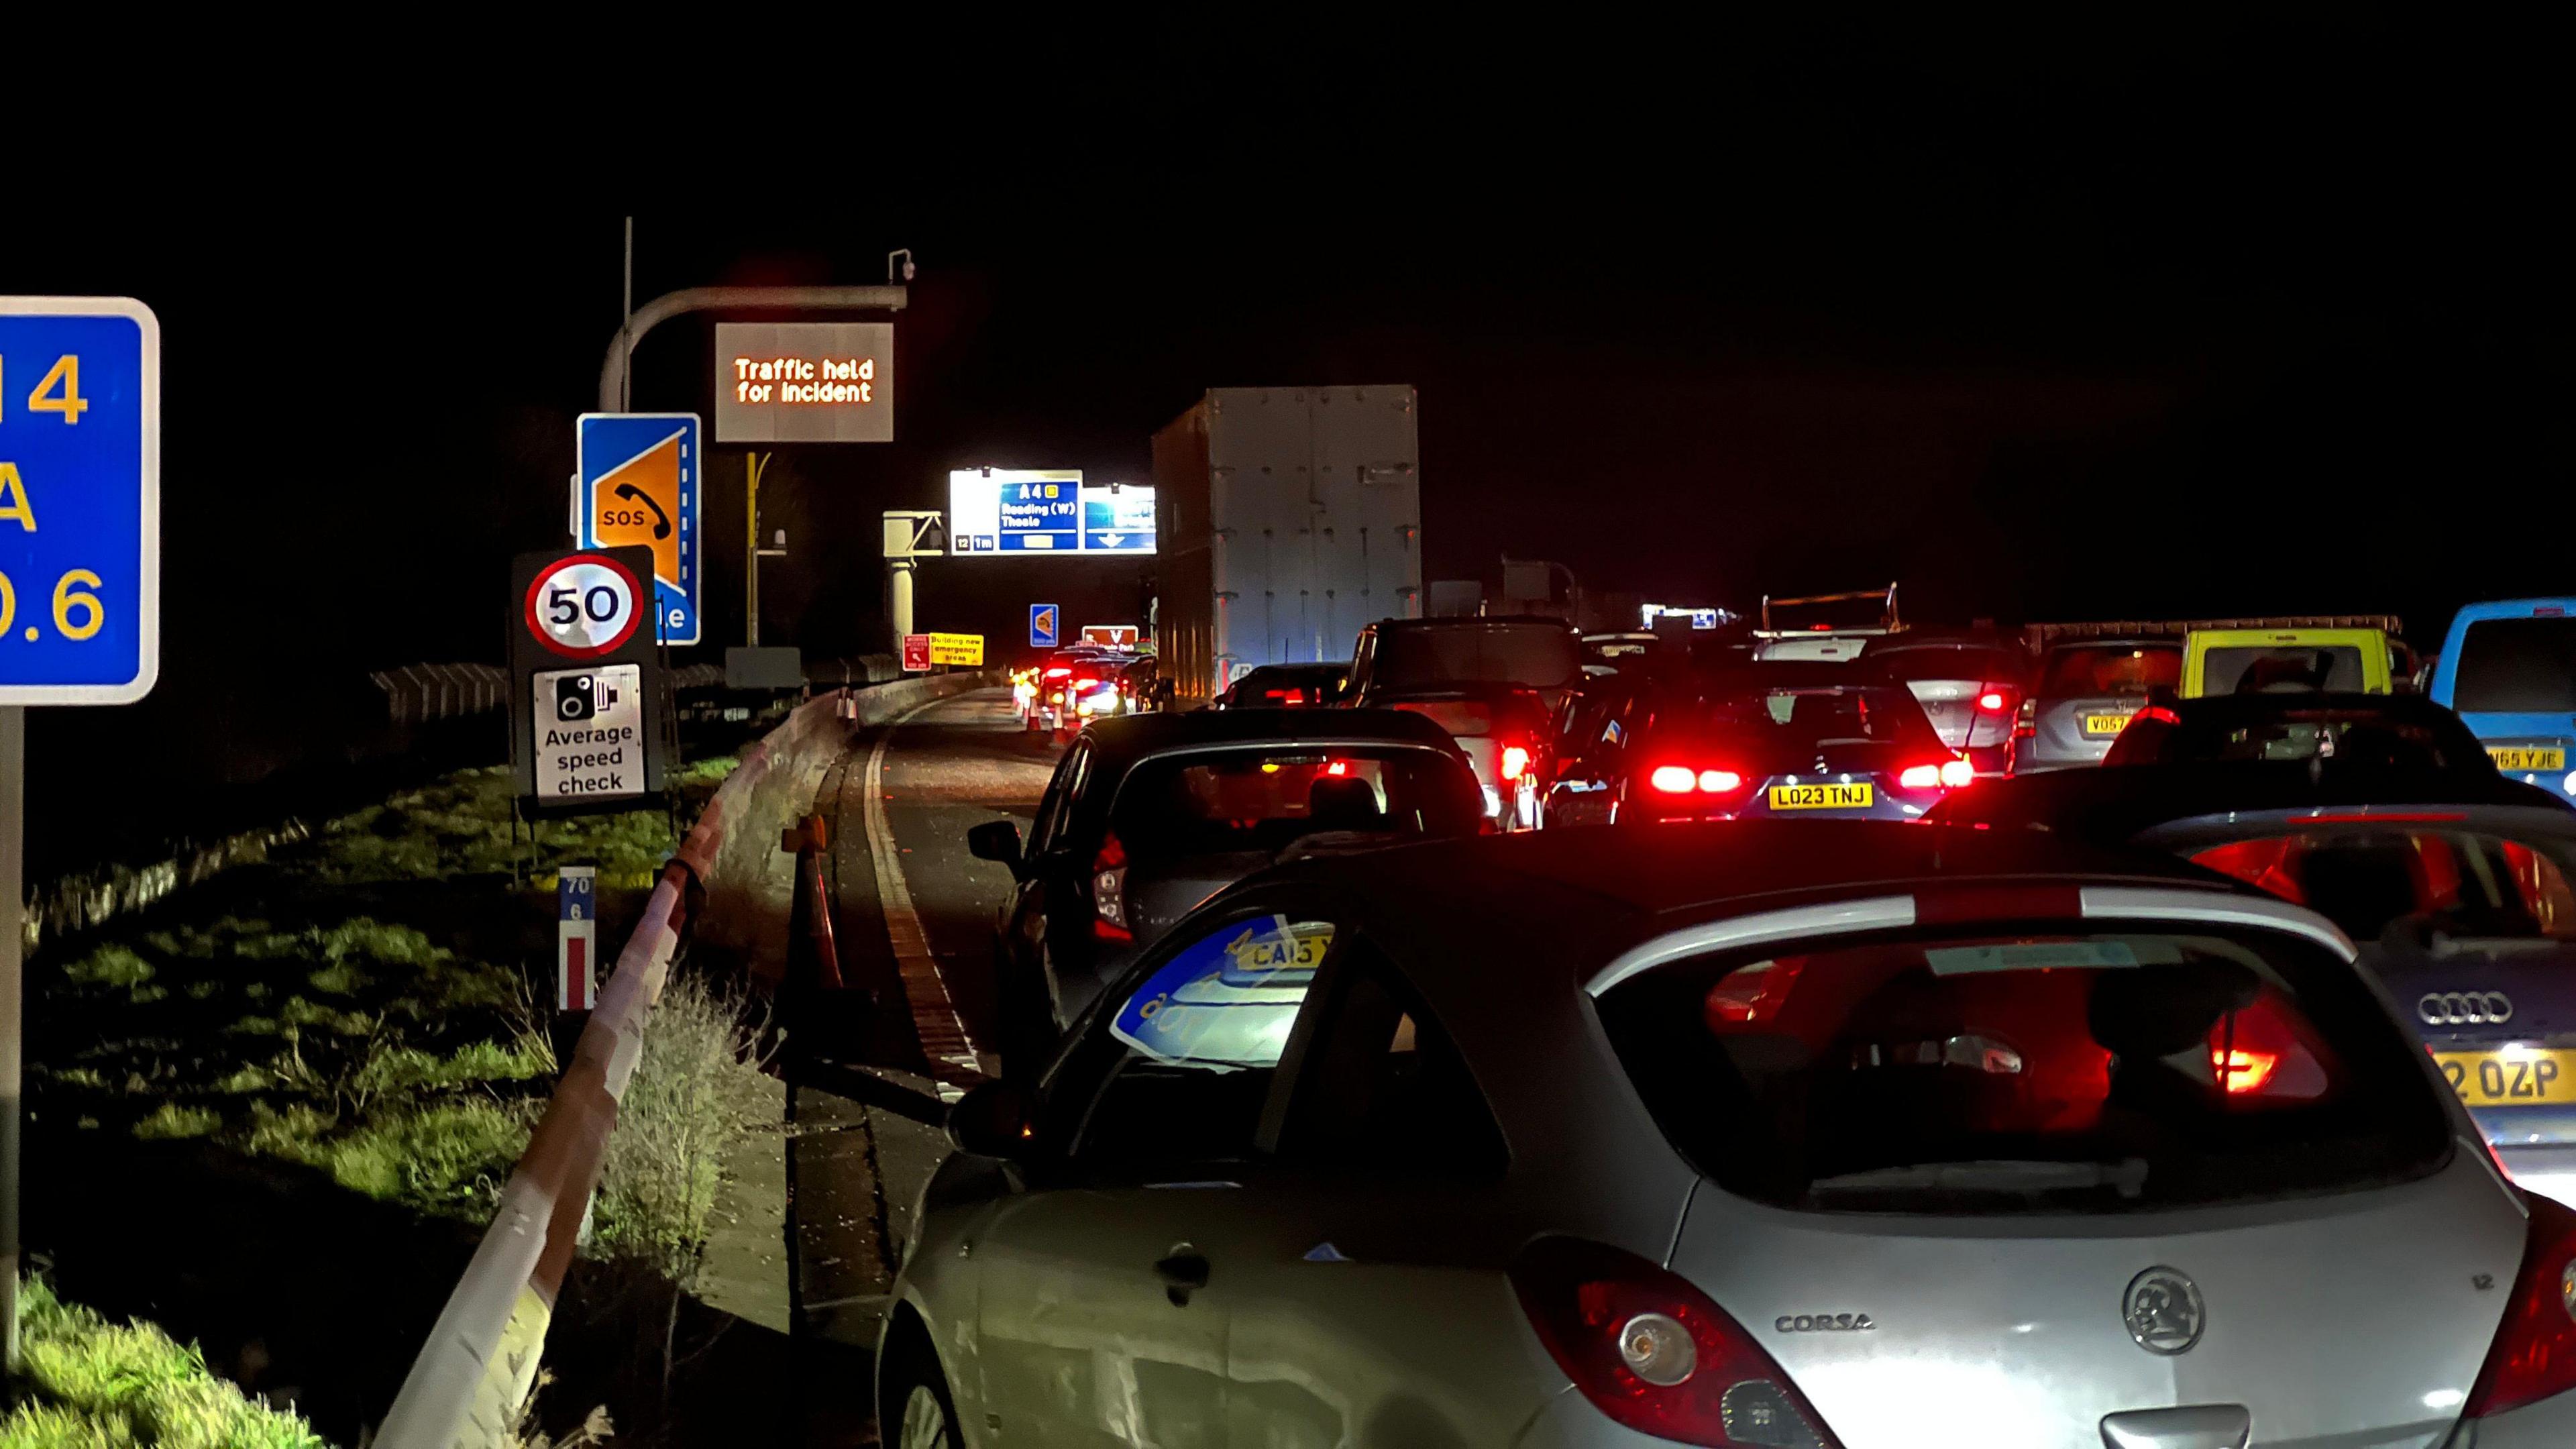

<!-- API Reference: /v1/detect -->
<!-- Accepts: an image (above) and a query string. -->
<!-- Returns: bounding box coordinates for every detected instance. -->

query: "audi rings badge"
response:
[2419,991,2516,1026]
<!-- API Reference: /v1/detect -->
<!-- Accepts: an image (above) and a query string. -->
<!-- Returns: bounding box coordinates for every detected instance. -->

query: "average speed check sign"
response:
[524,553,643,659]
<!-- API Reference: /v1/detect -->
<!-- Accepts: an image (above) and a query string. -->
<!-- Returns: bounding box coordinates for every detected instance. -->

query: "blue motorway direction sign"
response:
[947,470,1157,557]
[1081,485,1157,554]
[1030,604,1059,649]
[0,298,160,705]
[577,413,702,645]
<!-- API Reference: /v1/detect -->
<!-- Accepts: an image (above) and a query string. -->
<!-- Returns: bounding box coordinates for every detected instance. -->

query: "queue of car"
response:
[891,594,2576,1448]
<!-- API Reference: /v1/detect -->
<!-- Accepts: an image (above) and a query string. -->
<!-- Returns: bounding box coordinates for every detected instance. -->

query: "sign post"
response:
[1,296,161,1368]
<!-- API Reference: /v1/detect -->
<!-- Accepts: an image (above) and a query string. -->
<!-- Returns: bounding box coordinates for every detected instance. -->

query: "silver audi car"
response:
[878,824,2576,1448]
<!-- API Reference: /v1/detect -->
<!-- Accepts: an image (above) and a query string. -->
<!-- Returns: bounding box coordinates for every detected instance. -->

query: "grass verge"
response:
[6,1277,328,1449]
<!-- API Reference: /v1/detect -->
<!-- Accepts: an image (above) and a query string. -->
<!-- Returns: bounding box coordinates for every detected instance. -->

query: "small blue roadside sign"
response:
[1030,604,1059,649]
[576,413,701,645]
[0,298,160,705]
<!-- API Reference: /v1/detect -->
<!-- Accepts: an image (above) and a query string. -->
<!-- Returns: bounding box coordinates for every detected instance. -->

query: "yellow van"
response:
[2181,625,2395,697]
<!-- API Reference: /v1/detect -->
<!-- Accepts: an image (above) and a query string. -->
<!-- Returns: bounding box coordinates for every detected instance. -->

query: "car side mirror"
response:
[967,820,1024,875]
[947,1079,1037,1159]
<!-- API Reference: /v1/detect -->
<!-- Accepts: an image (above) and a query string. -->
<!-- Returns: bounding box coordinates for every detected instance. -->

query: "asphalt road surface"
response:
[784,688,1058,1438]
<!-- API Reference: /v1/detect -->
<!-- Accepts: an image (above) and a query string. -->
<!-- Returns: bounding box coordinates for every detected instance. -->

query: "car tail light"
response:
[1976,687,2011,712]
[1941,758,1974,788]
[1501,744,1533,781]
[1073,676,1098,692]
[1512,1237,1844,1448]
[1900,760,1975,790]
[1092,830,1132,943]
[2014,698,2037,739]
[2135,704,2180,726]
[1324,760,1350,776]
[2466,1194,2576,1418]
[1651,766,1745,795]
[1044,667,1072,679]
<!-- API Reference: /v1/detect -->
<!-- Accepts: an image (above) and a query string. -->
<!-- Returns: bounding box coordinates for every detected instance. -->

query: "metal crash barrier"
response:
[376,670,994,1449]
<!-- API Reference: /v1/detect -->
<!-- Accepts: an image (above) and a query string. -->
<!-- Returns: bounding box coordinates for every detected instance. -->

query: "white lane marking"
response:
[864,694,991,1096]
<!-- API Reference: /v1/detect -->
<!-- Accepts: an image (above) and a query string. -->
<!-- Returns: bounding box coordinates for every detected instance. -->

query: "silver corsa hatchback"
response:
[877,825,2576,1448]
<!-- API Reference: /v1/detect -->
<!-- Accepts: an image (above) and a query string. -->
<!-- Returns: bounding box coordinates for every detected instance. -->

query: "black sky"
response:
[5,16,2566,798]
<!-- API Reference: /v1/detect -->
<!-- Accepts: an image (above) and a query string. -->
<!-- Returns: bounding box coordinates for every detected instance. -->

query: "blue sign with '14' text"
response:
[0,299,160,705]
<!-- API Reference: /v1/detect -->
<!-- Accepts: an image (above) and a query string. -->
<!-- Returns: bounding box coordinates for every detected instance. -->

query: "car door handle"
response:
[1154,1251,1210,1289]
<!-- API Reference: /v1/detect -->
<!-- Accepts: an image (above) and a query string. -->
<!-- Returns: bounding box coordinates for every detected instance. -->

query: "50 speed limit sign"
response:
[524,553,643,659]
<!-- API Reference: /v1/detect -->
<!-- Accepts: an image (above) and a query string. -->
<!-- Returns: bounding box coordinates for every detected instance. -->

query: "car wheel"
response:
[885,1346,963,1449]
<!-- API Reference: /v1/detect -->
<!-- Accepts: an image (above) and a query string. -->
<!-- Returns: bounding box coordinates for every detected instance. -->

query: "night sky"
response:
[5,18,2563,810]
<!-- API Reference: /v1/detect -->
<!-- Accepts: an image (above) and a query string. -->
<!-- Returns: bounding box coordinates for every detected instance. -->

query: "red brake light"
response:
[2467,1194,2576,1418]
[1941,758,1975,788]
[2210,1046,2279,1094]
[1977,690,2007,712]
[1501,745,1533,781]
[1092,830,1132,943]
[1898,764,1941,790]
[2013,698,2037,738]
[1512,1237,1845,1448]
[2136,705,2180,726]
[2539,606,2567,619]
[1650,765,1745,795]
[1044,667,1072,678]
[1324,759,1350,776]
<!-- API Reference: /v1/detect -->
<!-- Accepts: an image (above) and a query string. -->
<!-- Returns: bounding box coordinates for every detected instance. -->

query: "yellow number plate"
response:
[2083,712,2135,736]
[2489,746,2567,771]
[1768,782,1875,810]
[2435,1049,2576,1106]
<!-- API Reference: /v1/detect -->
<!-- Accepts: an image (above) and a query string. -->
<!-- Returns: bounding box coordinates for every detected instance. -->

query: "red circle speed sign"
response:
[524,553,645,659]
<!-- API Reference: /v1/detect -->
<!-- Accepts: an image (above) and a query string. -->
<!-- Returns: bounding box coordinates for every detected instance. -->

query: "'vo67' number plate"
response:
[2434,1049,2576,1106]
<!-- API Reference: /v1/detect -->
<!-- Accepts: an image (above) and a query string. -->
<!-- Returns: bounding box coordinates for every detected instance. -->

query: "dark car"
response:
[965,708,1483,1074]
[1858,631,2033,776]
[1214,661,1348,708]
[2011,635,2184,772]
[1543,661,1973,826]
[1930,761,2576,1198]
[1345,615,1586,828]
[2101,691,2496,771]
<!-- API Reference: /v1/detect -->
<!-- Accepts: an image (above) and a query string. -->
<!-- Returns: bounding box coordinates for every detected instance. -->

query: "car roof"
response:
[1074,706,1461,760]
[1238,661,1346,677]
[1929,761,2573,837]
[2165,691,2458,722]
[1697,659,1896,688]
[1372,614,1579,632]
[1860,631,2022,653]
[1256,820,2244,985]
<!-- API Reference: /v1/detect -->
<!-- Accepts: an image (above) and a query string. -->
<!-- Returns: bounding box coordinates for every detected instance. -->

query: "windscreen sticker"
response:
[1925,941,2142,976]
[1110,916,1332,1068]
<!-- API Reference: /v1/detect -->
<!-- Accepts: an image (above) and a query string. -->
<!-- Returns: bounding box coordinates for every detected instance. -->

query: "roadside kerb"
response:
[374,671,992,1449]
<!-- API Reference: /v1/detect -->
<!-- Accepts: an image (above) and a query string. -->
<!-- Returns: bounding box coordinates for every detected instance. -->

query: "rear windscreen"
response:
[1374,627,1581,690]
[1686,686,1947,766]
[1597,927,2449,1213]
[2202,645,2367,694]
[2455,618,2576,712]
[2188,827,2576,946]
[2152,712,2481,769]
[1108,748,1481,857]
[1871,646,2026,685]
[2041,645,2182,697]
[1232,667,1344,705]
